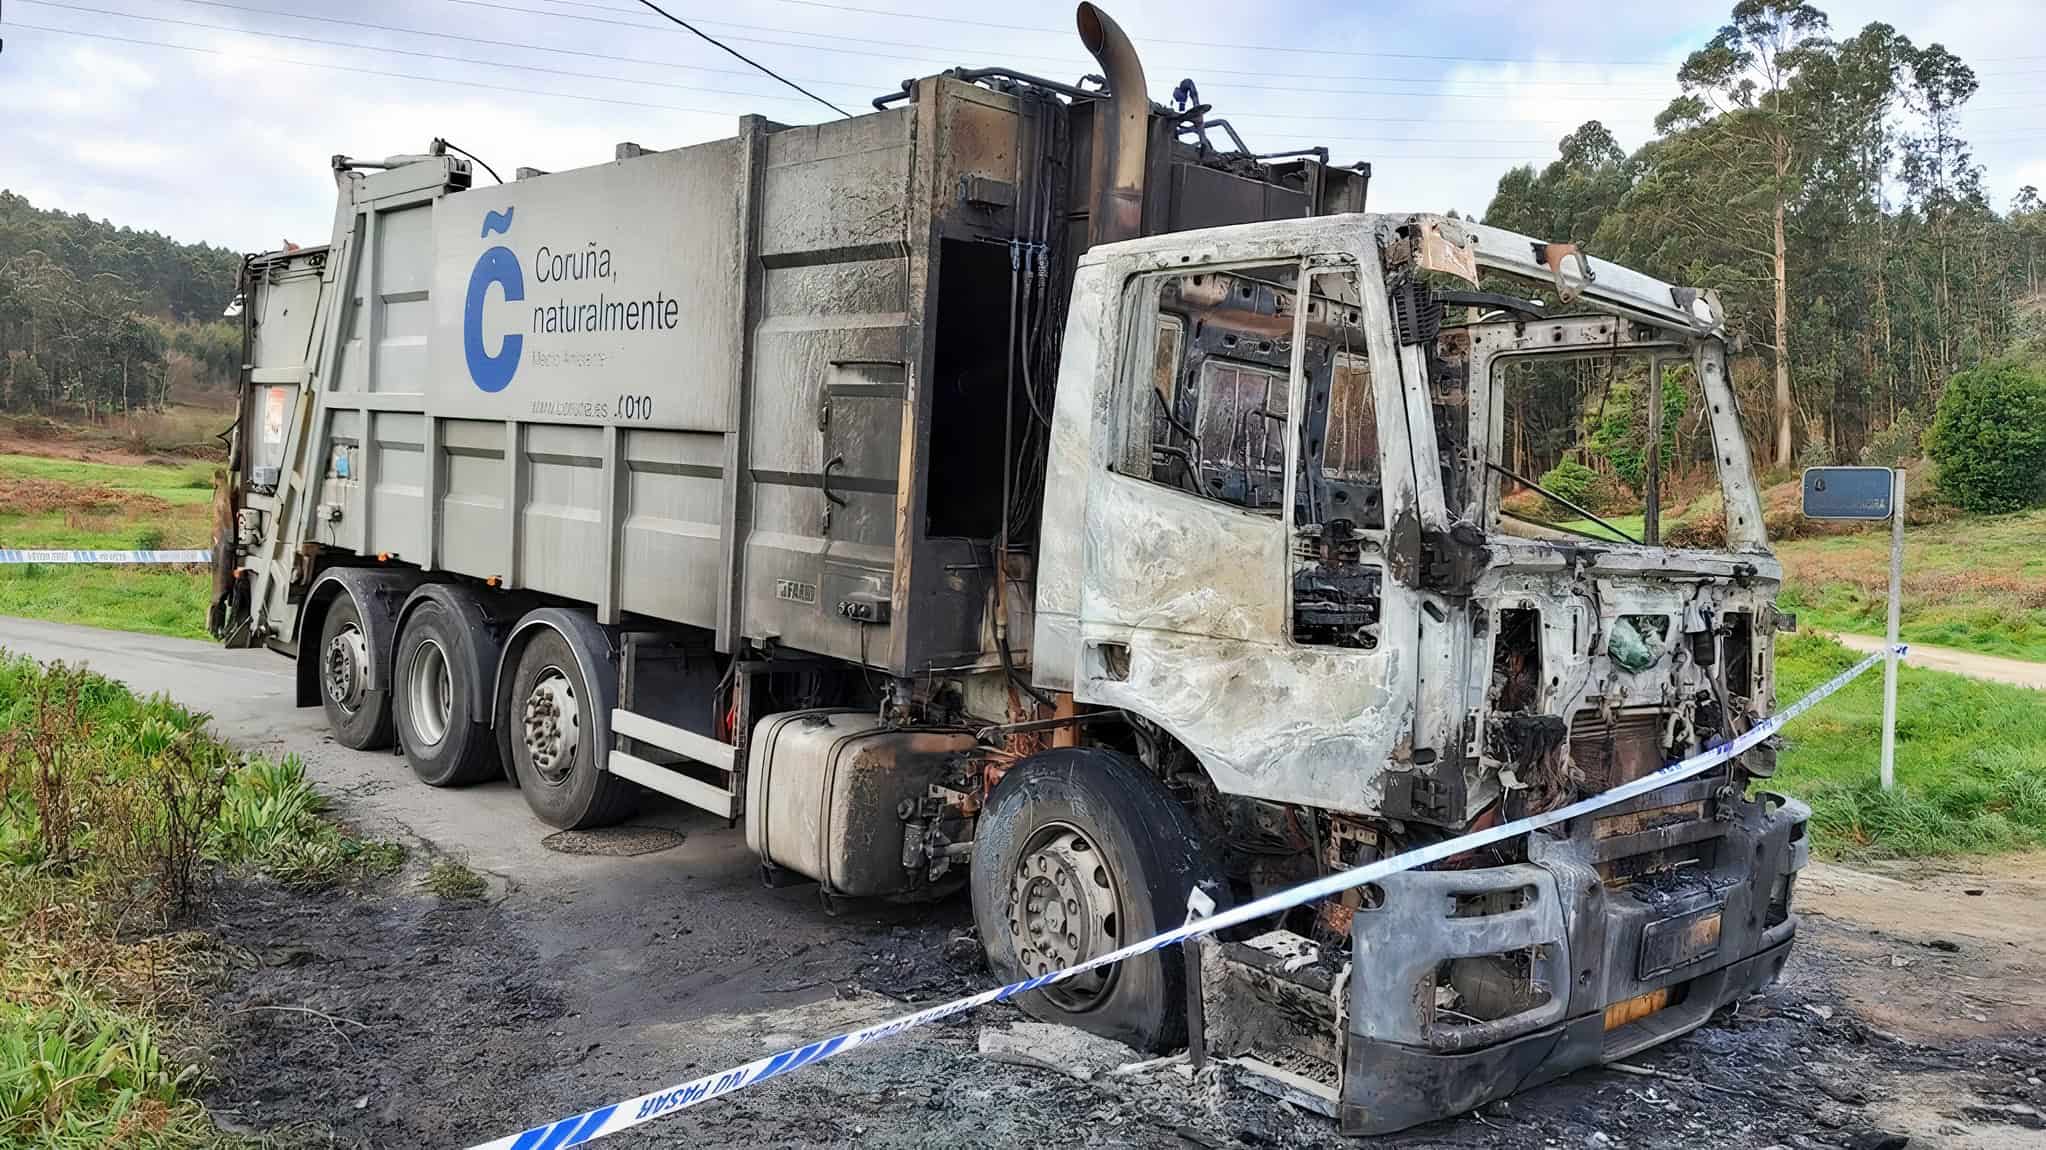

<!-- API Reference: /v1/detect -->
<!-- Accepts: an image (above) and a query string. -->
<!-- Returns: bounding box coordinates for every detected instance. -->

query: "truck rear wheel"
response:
[970,748,1219,1054]
[317,594,394,750]
[506,629,638,828]
[393,600,498,786]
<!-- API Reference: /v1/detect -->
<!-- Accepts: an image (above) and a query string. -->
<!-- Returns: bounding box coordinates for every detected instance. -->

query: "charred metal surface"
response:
[1199,931,1345,1099]
[1342,787,1810,1134]
[1076,3,1146,246]
[1419,519,1490,597]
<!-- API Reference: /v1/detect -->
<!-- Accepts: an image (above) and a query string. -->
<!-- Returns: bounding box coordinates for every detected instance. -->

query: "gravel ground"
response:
[192,867,2046,1150]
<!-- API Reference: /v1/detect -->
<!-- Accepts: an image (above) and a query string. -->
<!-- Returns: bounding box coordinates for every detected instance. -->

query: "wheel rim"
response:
[1006,822,1122,1011]
[521,667,580,786]
[407,638,454,748]
[322,621,370,714]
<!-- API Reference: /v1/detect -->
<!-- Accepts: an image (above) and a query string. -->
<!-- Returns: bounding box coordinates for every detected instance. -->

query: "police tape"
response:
[465,643,1904,1150]
[0,548,213,564]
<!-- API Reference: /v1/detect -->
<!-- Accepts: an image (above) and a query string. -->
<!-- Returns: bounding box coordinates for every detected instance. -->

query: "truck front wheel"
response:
[970,749,1219,1054]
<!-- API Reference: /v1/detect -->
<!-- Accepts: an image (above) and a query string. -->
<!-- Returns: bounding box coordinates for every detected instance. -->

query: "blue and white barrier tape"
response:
[0,548,212,564]
[466,643,1903,1150]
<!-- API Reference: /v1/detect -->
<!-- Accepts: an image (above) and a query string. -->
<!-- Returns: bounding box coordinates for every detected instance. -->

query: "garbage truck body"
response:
[213,5,1806,1132]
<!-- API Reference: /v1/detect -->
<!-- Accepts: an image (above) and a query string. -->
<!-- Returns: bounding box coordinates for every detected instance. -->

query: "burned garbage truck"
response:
[214,3,1805,1132]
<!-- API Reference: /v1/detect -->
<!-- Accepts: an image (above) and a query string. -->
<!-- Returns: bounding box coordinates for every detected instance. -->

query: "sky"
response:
[0,0,2041,254]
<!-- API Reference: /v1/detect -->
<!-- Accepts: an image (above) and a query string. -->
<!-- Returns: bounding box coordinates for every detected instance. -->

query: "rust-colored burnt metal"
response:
[1570,707,1666,791]
[1077,2,1147,245]
[1314,815,1381,940]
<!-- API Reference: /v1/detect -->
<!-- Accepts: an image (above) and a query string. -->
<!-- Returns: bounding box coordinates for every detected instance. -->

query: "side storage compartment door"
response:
[1072,252,1425,815]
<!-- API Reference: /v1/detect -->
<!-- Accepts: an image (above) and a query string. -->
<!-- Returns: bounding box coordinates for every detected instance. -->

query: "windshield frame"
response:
[1462,316,1768,555]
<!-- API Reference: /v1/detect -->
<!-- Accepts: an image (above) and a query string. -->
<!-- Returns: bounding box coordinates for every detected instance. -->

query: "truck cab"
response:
[1020,211,1803,1129]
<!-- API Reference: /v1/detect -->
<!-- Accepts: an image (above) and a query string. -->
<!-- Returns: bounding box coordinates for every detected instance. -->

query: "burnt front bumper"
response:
[1340,783,1810,1136]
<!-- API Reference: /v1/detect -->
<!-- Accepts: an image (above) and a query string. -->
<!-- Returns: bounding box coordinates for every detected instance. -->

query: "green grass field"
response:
[0,452,218,551]
[0,453,217,501]
[0,452,217,637]
[0,564,212,639]
[1775,509,2046,663]
[1772,633,2046,857]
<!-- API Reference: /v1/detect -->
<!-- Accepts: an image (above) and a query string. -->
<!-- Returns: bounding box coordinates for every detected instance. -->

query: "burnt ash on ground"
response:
[192,875,2045,1150]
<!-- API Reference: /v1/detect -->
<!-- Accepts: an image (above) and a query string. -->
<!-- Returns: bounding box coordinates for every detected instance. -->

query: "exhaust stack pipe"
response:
[1076,3,1147,245]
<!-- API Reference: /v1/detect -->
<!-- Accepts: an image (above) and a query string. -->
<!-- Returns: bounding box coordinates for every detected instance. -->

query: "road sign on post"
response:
[1802,466,1905,788]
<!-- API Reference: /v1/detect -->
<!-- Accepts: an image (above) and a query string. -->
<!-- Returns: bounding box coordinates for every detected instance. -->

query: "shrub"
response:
[1795,438,1835,470]
[133,526,167,551]
[1859,409,1925,468]
[1537,459,1600,514]
[1927,356,2046,512]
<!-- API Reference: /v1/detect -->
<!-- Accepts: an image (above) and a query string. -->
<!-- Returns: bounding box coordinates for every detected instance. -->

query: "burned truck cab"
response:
[1032,213,1807,1131]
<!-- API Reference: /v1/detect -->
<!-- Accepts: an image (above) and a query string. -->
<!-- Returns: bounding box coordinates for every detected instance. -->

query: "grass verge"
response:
[0,565,213,641]
[0,653,401,1147]
[1772,632,2046,857]
[1774,508,2046,663]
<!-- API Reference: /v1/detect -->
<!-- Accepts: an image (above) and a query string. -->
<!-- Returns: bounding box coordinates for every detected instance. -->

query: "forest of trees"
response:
[1485,0,2046,475]
[0,190,243,417]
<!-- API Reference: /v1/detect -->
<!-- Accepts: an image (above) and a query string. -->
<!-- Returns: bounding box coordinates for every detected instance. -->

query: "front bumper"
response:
[1340,784,1810,1136]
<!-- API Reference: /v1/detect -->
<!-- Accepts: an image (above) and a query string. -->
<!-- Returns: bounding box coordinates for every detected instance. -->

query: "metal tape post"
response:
[466,644,1903,1150]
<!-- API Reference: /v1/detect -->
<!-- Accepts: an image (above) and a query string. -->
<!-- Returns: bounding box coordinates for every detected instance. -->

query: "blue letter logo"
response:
[464,209,523,393]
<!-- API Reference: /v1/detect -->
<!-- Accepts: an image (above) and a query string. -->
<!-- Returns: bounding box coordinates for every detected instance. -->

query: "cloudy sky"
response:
[1,0,2040,253]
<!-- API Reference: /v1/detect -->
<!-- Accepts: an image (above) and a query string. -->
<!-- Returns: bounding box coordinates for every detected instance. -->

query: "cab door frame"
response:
[1065,229,1431,815]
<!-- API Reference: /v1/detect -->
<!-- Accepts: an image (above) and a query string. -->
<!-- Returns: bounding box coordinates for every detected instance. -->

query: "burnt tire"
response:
[970,748,1220,1054]
[506,629,638,829]
[393,600,498,787]
[317,594,393,750]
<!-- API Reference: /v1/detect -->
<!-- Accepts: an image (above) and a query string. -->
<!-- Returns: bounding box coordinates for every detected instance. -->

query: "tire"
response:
[317,593,394,750]
[393,599,498,786]
[505,628,638,828]
[970,748,1221,1053]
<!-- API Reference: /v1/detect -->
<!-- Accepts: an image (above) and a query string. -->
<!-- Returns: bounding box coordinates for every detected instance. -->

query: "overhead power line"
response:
[12,0,1626,137]
[8,10,2034,148]
[19,0,855,92]
[530,0,2046,69]
[111,0,1699,105]
[524,0,1682,67]
[1,22,775,117]
[0,21,1577,159]
[628,0,850,117]
[429,0,1694,98]
[482,0,2046,82]
[17,0,836,106]
[104,0,1696,103]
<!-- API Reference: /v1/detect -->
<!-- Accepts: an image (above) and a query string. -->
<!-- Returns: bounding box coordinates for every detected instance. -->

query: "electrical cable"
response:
[0,22,1590,158]
[512,0,2046,70]
[18,0,1748,132]
[16,0,838,107]
[428,0,1696,99]
[0,22,797,117]
[438,139,504,184]
[628,0,850,117]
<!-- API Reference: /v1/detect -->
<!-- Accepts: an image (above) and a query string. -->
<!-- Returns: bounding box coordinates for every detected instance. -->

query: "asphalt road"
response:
[0,614,723,890]
[0,613,932,1036]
